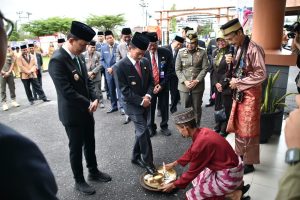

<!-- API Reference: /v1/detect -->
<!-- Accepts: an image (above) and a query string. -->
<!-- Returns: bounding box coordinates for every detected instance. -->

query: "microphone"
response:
[229,45,235,56]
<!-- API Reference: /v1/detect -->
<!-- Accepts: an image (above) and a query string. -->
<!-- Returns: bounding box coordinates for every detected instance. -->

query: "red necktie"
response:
[151,52,159,85]
[135,61,142,78]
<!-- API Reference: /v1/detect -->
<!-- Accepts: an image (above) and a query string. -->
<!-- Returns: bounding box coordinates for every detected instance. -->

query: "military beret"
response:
[57,38,65,43]
[121,28,132,35]
[105,30,114,36]
[70,21,96,42]
[220,18,242,36]
[97,31,104,35]
[89,40,96,46]
[131,32,150,51]
[174,35,184,43]
[182,26,194,32]
[216,30,225,41]
[185,31,198,43]
[172,107,195,124]
[145,32,158,42]
[28,43,34,48]
[20,44,27,49]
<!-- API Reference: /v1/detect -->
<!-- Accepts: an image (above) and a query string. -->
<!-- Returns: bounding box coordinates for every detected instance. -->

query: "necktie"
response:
[109,46,113,55]
[135,61,142,78]
[74,56,82,74]
[151,52,159,85]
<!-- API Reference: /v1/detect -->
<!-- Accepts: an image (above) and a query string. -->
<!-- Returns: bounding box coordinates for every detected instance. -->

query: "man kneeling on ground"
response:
[160,107,250,200]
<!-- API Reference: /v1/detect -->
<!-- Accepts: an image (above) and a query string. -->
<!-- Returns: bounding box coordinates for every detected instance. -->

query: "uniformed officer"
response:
[82,40,104,108]
[175,31,209,126]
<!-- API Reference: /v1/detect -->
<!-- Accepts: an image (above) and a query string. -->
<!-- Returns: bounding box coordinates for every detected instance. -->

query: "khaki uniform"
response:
[175,47,209,126]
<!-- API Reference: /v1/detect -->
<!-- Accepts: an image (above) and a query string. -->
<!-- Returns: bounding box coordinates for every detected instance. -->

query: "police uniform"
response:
[175,32,209,126]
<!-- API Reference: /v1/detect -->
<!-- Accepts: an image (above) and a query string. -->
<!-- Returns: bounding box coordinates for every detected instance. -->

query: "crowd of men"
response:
[1,11,300,199]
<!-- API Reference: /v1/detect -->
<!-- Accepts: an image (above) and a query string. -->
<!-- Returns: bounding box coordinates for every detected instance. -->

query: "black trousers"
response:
[169,74,180,113]
[21,78,46,102]
[129,110,153,165]
[33,69,42,99]
[147,89,169,131]
[208,72,215,104]
[64,118,98,182]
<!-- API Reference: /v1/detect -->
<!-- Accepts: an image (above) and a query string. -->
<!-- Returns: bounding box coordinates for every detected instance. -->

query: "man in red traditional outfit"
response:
[221,18,267,174]
[160,107,250,200]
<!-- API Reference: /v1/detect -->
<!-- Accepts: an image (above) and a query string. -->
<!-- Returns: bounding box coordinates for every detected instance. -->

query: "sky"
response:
[1,0,253,28]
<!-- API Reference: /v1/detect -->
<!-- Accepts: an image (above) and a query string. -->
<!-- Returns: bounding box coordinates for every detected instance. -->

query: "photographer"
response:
[211,31,233,137]
[292,31,300,93]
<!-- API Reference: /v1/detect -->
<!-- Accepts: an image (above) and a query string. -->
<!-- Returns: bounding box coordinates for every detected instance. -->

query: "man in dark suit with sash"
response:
[49,21,111,195]
[114,32,157,174]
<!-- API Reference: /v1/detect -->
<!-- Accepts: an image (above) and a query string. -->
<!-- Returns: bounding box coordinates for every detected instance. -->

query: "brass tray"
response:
[140,166,177,191]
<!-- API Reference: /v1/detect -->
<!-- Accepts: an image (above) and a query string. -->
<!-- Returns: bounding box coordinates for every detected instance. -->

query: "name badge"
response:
[131,81,136,85]
[160,71,165,79]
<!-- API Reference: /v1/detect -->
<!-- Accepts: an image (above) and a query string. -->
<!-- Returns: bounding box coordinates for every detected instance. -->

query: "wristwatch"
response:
[285,148,300,165]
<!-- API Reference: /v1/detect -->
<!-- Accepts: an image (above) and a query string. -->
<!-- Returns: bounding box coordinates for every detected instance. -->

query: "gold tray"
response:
[142,166,177,190]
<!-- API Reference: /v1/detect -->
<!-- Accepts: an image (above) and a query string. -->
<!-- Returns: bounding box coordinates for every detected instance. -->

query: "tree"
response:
[21,17,74,36]
[197,23,213,37]
[86,14,125,31]
[9,30,20,41]
[170,4,177,33]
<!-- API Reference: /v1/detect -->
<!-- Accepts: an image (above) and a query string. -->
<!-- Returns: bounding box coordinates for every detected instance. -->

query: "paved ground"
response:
[0,66,298,200]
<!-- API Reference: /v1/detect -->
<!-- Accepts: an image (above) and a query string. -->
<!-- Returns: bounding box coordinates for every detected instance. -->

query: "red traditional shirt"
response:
[174,128,239,189]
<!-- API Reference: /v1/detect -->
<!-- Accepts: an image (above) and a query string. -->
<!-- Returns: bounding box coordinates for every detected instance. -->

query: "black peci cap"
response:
[145,32,158,42]
[97,31,104,35]
[174,35,184,43]
[104,30,113,37]
[57,38,65,43]
[121,28,132,35]
[28,43,34,48]
[70,21,96,42]
[131,32,150,51]
[182,26,193,33]
[20,44,27,49]
[89,40,96,46]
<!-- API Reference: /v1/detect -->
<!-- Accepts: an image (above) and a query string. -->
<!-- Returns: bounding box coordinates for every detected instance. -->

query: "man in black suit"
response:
[48,21,111,195]
[144,32,173,137]
[0,10,58,200]
[28,43,45,100]
[114,32,157,175]
[164,35,184,114]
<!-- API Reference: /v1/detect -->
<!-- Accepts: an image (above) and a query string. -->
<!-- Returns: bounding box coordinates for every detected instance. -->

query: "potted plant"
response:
[260,70,295,143]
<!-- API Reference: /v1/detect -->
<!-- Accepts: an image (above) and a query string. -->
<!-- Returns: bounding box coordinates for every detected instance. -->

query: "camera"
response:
[221,78,231,89]
[284,22,300,38]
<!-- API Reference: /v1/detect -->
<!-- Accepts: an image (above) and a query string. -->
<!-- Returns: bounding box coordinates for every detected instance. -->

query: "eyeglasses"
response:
[0,12,14,38]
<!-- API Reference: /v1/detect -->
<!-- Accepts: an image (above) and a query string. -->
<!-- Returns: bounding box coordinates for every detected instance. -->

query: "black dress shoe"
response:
[107,108,118,113]
[87,170,112,182]
[242,184,250,195]
[30,101,34,105]
[123,115,131,124]
[75,181,95,195]
[42,99,51,102]
[144,164,157,175]
[160,129,171,136]
[244,165,255,174]
[131,158,145,168]
[170,107,177,114]
[149,128,157,137]
[205,102,215,107]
